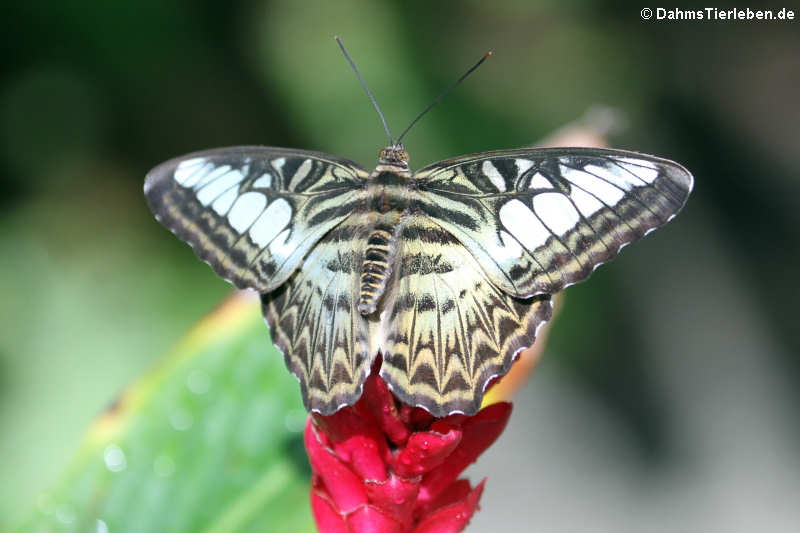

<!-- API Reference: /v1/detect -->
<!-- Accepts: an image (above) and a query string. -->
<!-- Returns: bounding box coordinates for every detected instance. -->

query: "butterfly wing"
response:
[377,219,552,417]
[261,216,377,415]
[413,147,694,298]
[144,146,368,292]
[375,147,693,416]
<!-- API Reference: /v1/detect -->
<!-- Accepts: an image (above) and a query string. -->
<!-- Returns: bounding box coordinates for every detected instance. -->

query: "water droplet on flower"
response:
[154,455,176,477]
[186,370,210,394]
[103,444,127,472]
[96,518,109,533]
[55,503,76,524]
[168,406,193,431]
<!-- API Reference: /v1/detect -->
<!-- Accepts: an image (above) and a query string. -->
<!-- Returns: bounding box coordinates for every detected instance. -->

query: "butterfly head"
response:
[378,143,410,169]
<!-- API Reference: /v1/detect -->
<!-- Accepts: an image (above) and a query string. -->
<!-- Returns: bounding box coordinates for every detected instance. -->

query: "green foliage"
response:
[14,296,315,533]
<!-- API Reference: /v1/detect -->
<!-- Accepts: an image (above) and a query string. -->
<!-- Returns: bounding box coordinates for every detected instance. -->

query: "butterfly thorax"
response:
[357,153,413,315]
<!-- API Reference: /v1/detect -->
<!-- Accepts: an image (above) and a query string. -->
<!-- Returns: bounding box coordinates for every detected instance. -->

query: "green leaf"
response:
[14,293,315,533]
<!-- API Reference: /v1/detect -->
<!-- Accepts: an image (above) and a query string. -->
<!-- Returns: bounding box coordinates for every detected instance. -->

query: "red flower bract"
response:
[305,367,512,532]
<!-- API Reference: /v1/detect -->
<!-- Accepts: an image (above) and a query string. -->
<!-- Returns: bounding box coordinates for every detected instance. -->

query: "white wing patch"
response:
[173,158,205,186]
[211,186,239,216]
[586,163,647,191]
[268,228,294,258]
[533,192,580,235]
[618,158,659,183]
[529,172,552,190]
[498,230,524,261]
[560,165,625,206]
[196,168,245,206]
[570,186,604,217]
[515,158,534,178]
[164,153,367,260]
[482,161,506,192]
[249,198,292,247]
[228,192,267,233]
[271,157,286,172]
[194,165,230,191]
[500,199,551,250]
[171,159,295,241]
[252,172,272,188]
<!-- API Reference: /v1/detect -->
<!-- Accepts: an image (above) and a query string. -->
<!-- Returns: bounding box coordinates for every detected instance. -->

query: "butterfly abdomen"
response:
[356,169,410,315]
[358,224,396,315]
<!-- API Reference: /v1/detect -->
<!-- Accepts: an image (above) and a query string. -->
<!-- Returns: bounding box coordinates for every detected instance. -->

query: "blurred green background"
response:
[2,1,798,531]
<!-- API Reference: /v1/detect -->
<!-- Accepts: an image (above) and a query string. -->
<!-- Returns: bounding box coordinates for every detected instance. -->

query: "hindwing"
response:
[261,216,378,415]
[377,219,552,417]
[145,146,368,292]
[413,147,694,298]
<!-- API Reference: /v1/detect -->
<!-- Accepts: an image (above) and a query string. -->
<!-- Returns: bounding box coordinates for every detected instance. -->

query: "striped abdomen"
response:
[358,225,395,314]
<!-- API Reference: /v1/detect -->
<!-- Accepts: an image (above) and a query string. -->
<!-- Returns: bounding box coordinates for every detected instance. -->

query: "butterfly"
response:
[144,42,693,418]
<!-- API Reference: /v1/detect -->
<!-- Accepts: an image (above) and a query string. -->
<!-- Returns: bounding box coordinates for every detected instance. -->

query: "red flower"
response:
[304,364,512,532]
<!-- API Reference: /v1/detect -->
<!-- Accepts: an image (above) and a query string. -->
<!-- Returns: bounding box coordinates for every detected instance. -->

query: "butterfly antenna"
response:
[335,36,394,145]
[397,50,493,144]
